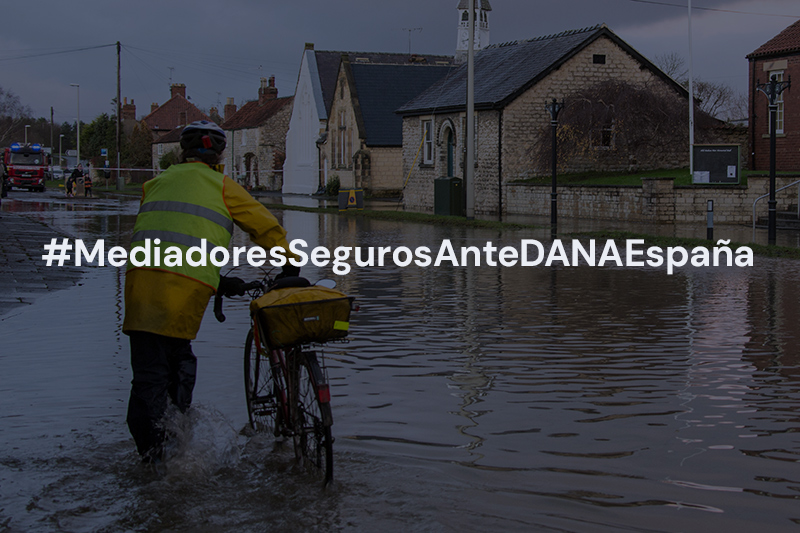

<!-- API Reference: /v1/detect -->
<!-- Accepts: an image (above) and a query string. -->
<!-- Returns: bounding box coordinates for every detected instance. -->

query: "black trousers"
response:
[126,331,197,459]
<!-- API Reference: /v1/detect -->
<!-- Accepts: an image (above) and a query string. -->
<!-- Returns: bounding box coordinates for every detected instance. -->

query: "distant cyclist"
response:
[123,120,299,464]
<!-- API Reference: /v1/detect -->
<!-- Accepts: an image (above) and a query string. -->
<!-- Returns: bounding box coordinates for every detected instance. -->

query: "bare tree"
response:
[533,80,720,174]
[652,52,745,121]
[0,86,34,147]
[654,52,688,82]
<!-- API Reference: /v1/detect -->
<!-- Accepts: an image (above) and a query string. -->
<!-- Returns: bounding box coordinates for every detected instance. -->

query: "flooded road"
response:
[2,192,800,532]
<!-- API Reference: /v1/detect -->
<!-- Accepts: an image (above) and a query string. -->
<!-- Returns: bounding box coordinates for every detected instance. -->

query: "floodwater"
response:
[2,192,800,532]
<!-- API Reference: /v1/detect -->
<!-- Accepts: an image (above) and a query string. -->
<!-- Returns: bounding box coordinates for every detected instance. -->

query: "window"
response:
[770,71,785,135]
[591,120,615,149]
[593,54,606,65]
[241,130,247,146]
[338,111,348,168]
[157,143,163,156]
[422,120,433,165]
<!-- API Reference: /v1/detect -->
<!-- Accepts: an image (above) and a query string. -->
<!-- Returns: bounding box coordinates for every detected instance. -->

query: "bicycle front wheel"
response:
[244,328,283,435]
[293,350,334,485]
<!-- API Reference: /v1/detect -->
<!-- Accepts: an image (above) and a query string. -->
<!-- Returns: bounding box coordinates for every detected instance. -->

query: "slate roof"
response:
[152,126,182,145]
[349,63,455,147]
[747,19,800,59]
[220,96,293,130]
[141,94,211,133]
[398,24,685,116]
[314,51,454,118]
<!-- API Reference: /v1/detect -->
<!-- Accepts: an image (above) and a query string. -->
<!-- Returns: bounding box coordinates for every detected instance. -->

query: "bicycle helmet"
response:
[180,120,227,153]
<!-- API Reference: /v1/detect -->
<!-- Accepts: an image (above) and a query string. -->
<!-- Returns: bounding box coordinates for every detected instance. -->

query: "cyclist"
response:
[123,120,299,464]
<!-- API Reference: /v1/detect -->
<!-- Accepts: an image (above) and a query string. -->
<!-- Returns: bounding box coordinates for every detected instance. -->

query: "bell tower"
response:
[455,0,492,64]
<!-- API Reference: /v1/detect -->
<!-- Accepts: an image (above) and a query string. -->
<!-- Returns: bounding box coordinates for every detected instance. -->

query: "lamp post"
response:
[756,74,791,245]
[545,98,565,237]
[24,124,30,144]
[59,134,64,179]
[70,83,80,166]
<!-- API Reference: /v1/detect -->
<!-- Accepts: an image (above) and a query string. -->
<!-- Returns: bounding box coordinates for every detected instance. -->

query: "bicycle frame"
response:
[250,316,332,437]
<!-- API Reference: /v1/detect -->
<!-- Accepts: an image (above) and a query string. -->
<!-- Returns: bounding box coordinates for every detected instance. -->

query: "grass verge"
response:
[266,203,541,230]
[570,230,800,259]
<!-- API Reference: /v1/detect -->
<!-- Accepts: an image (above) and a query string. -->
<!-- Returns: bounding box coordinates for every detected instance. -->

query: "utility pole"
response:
[465,0,475,219]
[117,41,123,191]
[688,0,695,175]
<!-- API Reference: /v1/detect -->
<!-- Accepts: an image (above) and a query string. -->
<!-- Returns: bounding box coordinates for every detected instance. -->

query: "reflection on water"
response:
[1,195,800,532]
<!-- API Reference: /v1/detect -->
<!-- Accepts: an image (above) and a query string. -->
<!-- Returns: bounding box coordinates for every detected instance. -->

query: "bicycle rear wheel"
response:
[293,350,334,485]
[244,328,284,435]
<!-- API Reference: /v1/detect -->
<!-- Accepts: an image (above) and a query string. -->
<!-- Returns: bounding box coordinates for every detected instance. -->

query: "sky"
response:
[1,0,798,130]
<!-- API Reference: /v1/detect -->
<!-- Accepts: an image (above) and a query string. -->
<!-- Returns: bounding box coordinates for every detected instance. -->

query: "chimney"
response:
[121,97,136,121]
[210,107,219,117]
[258,76,278,105]
[151,102,159,113]
[170,83,186,99]
[224,97,237,121]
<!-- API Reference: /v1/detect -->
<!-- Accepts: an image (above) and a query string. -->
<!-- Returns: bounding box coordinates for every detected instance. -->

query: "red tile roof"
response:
[220,96,293,130]
[747,19,800,59]
[142,94,212,133]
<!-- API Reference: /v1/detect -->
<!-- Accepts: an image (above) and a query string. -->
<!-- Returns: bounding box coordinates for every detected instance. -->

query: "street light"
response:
[756,74,791,246]
[59,133,65,179]
[545,98,565,238]
[70,83,80,166]
[24,124,30,144]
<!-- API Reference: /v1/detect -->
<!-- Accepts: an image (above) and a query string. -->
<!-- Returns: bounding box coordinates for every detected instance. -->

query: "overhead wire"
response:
[628,0,800,19]
[0,43,116,62]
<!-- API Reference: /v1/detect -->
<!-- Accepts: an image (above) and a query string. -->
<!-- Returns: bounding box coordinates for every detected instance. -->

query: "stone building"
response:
[747,18,800,171]
[220,77,293,191]
[397,24,717,215]
[283,44,453,195]
[150,126,181,175]
[324,55,454,196]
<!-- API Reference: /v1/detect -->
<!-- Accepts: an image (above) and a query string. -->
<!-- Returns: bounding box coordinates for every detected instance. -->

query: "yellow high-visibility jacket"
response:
[123,162,295,339]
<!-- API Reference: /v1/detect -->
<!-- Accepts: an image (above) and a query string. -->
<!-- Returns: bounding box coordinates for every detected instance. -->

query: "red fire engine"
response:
[3,143,49,192]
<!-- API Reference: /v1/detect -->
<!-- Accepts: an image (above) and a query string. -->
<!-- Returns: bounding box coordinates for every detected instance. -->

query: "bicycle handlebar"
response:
[214,280,264,323]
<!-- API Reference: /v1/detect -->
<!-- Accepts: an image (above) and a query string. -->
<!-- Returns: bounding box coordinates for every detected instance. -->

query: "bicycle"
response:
[214,272,353,486]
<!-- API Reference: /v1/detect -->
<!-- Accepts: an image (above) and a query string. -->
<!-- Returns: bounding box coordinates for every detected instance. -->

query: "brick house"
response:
[747,19,800,171]
[283,44,453,194]
[142,83,213,139]
[398,24,727,215]
[325,55,454,196]
[220,77,293,191]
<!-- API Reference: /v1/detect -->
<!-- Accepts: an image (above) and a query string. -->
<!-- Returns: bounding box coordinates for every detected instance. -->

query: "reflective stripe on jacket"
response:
[128,162,233,289]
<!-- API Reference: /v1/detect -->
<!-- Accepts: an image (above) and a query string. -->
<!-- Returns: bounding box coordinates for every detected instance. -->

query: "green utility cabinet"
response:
[434,177,464,216]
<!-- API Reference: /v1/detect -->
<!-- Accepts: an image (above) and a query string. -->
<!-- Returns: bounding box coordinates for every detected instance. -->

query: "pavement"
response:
[0,211,85,317]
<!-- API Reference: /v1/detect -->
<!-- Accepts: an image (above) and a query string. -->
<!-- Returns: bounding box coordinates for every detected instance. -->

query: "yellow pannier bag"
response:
[249,286,354,348]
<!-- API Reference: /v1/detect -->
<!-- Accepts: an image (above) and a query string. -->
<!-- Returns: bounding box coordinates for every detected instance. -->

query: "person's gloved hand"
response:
[274,264,301,281]
[217,275,247,297]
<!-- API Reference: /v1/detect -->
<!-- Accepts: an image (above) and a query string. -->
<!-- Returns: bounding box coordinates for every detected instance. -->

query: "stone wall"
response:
[505,176,800,224]
[502,37,667,180]
[326,62,359,190]
[402,111,501,214]
[368,147,403,196]
[223,100,292,191]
